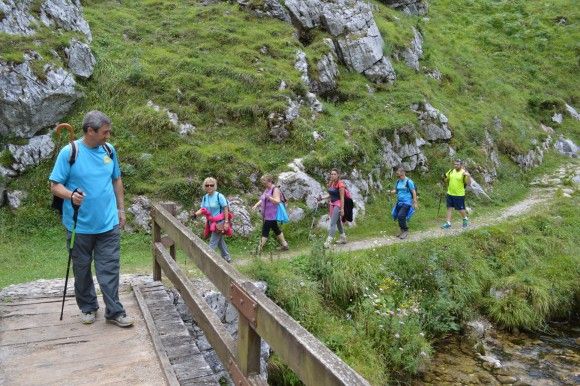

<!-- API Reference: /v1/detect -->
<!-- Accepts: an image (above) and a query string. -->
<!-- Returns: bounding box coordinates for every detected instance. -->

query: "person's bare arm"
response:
[113,177,126,228]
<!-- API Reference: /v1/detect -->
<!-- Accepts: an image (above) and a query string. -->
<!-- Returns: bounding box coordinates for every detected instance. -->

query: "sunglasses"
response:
[205,184,215,187]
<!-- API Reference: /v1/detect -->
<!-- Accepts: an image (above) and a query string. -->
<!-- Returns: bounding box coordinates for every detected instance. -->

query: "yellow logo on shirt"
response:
[104,155,112,164]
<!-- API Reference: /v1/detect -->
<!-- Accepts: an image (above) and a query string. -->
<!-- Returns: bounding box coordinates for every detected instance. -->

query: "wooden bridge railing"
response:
[151,203,370,386]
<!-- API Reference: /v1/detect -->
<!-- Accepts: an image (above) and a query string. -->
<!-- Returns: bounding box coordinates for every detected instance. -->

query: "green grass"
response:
[238,197,579,382]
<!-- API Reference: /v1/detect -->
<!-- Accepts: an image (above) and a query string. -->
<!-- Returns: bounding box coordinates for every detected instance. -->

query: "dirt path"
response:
[235,162,579,264]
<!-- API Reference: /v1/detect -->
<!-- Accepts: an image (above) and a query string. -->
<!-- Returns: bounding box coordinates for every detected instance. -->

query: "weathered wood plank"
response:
[134,284,181,386]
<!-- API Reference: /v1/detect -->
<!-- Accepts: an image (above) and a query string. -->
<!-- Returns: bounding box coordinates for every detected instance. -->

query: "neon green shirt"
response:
[446,169,466,196]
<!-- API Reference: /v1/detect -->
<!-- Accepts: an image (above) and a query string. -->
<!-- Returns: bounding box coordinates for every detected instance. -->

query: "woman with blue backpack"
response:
[252,174,289,253]
[389,167,418,239]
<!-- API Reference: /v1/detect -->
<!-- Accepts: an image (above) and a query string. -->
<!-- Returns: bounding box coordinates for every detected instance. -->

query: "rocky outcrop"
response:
[481,131,500,184]
[268,97,301,142]
[0,56,80,138]
[285,0,396,83]
[564,103,580,121]
[6,189,27,209]
[227,196,254,237]
[0,0,93,139]
[65,39,96,79]
[7,134,55,174]
[236,0,291,22]
[311,39,339,96]
[554,136,578,158]
[378,125,428,174]
[411,102,452,141]
[380,0,428,15]
[395,28,423,71]
[146,100,196,136]
[511,136,552,170]
[128,195,153,233]
[278,159,325,209]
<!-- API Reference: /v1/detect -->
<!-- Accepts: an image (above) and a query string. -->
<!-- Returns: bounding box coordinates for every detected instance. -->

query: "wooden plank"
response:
[154,242,237,366]
[133,284,180,386]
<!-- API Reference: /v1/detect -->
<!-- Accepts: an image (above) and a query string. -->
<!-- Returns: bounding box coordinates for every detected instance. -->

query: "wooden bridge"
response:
[0,203,370,385]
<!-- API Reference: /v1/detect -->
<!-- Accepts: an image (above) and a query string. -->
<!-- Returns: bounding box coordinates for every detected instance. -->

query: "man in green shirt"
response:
[441,159,471,229]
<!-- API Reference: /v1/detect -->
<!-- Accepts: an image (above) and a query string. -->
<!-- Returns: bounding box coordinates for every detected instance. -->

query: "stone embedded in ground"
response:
[65,39,96,79]
[554,137,578,158]
[8,134,55,174]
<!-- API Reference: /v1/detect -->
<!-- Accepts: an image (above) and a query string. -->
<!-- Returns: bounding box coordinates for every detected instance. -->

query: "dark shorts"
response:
[261,220,281,238]
[446,194,465,210]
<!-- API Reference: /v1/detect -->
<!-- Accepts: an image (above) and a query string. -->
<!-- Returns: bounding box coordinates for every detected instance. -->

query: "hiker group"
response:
[49,110,473,327]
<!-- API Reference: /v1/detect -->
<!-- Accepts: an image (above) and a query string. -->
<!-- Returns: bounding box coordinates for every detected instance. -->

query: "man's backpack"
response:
[51,140,114,215]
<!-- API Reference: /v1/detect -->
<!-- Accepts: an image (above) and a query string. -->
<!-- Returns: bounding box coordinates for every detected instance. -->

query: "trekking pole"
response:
[60,189,82,321]
[308,200,320,240]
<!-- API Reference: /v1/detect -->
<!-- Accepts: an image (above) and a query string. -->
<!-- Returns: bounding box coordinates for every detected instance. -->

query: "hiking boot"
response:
[398,231,408,239]
[106,314,134,328]
[323,236,333,249]
[223,255,232,263]
[80,311,96,325]
[462,218,469,228]
[277,243,289,251]
[441,222,452,229]
[337,234,347,244]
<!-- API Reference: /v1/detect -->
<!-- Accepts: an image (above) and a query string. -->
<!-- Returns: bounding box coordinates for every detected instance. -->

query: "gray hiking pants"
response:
[328,205,344,238]
[67,226,125,319]
[209,230,231,262]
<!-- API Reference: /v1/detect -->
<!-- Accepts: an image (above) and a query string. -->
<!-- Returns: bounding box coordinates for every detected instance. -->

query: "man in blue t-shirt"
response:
[389,167,418,239]
[49,111,133,328]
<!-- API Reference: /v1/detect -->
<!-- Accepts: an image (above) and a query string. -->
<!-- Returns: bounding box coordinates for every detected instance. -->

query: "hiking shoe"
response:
[337,234,347,244]
[223,255,232,263]
[80,311,96,325]
[462,218,469,228]
[106,314,134,328]
[323,237,333,249]
[441,222,452,229]
[398,231,408,240]
[277,244,289,251]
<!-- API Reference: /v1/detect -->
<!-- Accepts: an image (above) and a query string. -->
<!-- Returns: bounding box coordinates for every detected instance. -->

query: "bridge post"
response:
[237,317,261,376]
[161,202,177,261]
[152,210,162,281]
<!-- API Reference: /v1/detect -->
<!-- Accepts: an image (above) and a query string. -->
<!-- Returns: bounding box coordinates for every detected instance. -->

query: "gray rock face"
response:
[237,0,291,22]
[227,196,254,237]
[396,28,423,71]
[128,195,152,233]
[467,178,490,200]
[565,103,580,121]
[8,134,55,173]
[482,131,500,184]
[278,169,325,210]
[0,57,80,138]
[268,97,301,142]
[285,0,396,83]
[294,50,310,85]
[512,136,552,169]
[412,102,452,141]
[311,40,339,95]
[65,39,96,79]
[381,0,428,15]
[6,189,27,208]
[287,206,305,222]
[378,125,429,175]
[554,137,578,158]
[0,0,93,139]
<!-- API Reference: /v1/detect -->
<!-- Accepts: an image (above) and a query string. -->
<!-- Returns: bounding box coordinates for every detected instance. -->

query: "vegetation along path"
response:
[238,162,579,263]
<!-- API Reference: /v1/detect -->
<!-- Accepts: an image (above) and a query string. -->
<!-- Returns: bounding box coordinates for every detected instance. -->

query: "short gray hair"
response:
[82,110,111,133]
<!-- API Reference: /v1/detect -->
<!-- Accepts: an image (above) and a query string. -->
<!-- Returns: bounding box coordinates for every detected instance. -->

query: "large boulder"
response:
[8,134,55,173]
[285,0,396,83]
[0,0,93,138]
[227,196,254,237]
[0,56,81,138]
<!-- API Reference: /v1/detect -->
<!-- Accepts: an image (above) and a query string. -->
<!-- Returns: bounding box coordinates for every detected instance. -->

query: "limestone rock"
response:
[412,102,452,141]
[551,113,563,124]
[512,136,552,169]
[285,0,396,83]
[146,100,196,136]
[381,0,428,15]
[227,196,254,237]
[565,103,580,120]
[311,40,339,95]
[0,57,80,138]
[278,170,325,209]
[554,136,578,158]
[65,39,96,79]
[237,0,290,22]
[6,189,27,208]
[396,28,423,71]
[8,134,55,173]
[0,179,5,207]
[294,50,310,85]
[288,206,305,222]
[40,0,92,41]
[268,97,301,142]
[128,195,152,233]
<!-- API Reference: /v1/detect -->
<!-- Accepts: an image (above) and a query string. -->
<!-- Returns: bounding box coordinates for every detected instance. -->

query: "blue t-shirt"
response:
[396,178,416,205]
[201,192,228,217]
[49,140,121,234]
